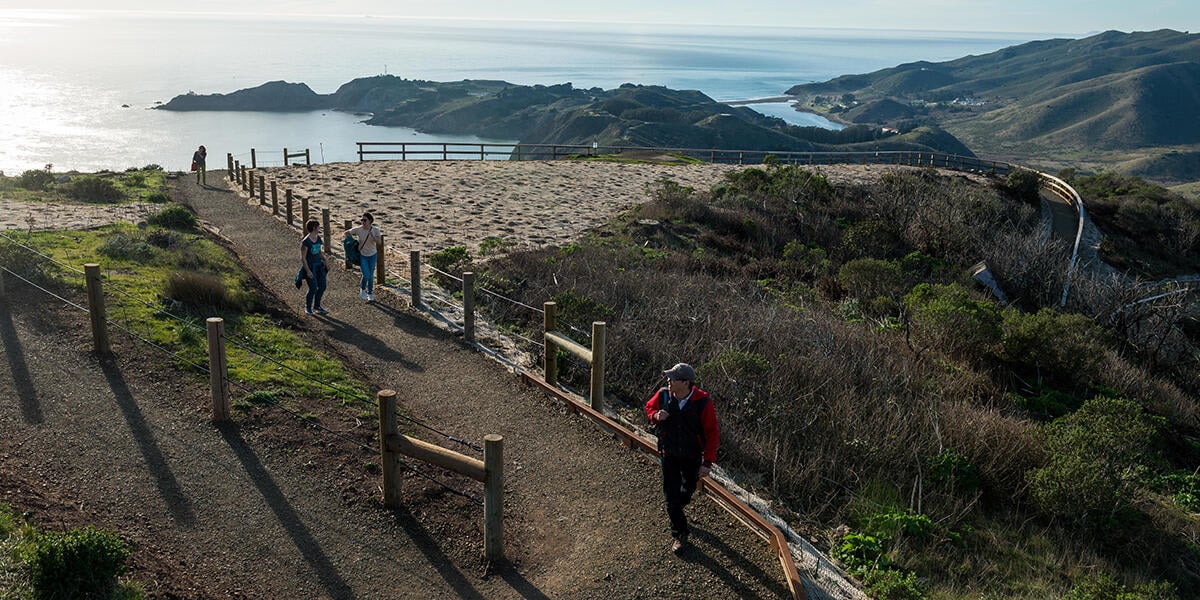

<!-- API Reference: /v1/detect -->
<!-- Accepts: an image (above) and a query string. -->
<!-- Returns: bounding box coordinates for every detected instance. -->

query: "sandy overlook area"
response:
[256,159,913,259]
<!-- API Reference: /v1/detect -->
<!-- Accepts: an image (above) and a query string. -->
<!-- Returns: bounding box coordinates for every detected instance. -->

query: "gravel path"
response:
[93,171,789,598]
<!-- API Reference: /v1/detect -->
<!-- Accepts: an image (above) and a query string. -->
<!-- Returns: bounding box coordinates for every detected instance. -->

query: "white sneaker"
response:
[360,289,368,300]
[367,293,375,302]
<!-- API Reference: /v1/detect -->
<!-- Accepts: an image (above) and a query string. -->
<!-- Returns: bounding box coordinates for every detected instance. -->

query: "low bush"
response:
[18,168,55,191]
[146,191,170,203]
[926,448,980,493]
[862,569,926,600]
[146,205,197,231]
[20,525,131,600]
[100,234,156,263]
[66,176,123,203]
[1027,396,1165,520]
[164,271,243,310]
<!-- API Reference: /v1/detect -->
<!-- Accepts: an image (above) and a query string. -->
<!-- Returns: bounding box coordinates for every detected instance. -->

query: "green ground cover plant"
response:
[0,503,143,600]
[461,164,1198,598]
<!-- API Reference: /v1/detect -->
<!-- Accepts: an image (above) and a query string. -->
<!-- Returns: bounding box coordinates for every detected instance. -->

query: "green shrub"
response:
[18,168,55,191]
[863,508,934,542]
[0,239,65,287]
[146,229,183,249]
[838,258,905,303]
[428,246,471,275]
[20,525,131,600]
[926,449,980,493]
[100,234,157,263]
[863,569,926,600]
[479,236,514,255]
[1015,387,1081,419]
[551,289,615,327]
[1001,168,1041,202]
[833,532,889,572]
[165,271,241,310]
[905,283,1002,358]
[1154,471,1200,512]
[146,191,170,203]
[1027,396,1164,519]
[146,205,197,231]
[998,308,1104,380]
[66,176,123,203]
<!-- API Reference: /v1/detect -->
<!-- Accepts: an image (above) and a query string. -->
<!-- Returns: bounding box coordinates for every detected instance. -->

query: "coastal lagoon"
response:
[0,11,1037,172]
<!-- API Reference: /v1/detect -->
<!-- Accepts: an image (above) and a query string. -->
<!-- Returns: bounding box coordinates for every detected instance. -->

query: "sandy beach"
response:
[247,159,920,267]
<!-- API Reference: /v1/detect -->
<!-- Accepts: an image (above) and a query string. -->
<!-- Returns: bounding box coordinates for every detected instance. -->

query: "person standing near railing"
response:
[344,212,382,302]
[191,145,207,186]
[645,362,719,554]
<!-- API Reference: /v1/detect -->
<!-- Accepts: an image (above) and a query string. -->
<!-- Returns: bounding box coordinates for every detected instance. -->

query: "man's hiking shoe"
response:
[315,307,329,315]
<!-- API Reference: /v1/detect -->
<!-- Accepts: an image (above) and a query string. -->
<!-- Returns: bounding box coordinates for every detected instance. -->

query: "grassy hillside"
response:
[786,29,1200,183]
[441,164,1200,599]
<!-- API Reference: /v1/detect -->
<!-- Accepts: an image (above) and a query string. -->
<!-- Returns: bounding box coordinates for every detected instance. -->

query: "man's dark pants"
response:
[662,453,703,539]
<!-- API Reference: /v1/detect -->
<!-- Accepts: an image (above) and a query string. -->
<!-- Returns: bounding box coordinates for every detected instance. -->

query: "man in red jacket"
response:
[645,362,719,553]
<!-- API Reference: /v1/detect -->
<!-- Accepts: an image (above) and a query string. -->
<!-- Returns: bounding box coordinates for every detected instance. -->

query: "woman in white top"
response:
[346,212,382,302]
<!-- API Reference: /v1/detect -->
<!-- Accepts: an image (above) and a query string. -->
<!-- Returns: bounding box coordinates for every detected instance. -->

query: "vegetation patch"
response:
[463,164,1199,598]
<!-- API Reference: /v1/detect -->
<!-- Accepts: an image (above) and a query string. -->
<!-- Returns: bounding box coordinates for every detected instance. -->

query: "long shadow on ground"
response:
[0,299,41,424]
[218,422,356,600]
[388,506,486,599]
[100,359,197,527]
[315,313,423,371]
[685,526,790,599]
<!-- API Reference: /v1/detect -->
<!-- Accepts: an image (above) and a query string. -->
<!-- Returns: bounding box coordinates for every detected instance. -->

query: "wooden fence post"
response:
[227,154,234,180]
[544,301,557,386]
[206,317,230,422]
[463,272,475,343]
[283,147,289,167]
[302,196,310,225]
[590,321,606,411]
[305,149,311,165]
[233,160,240,184]
[270,180,277,210]
[250,148,257,169]
[484,434,504,561]
[410,250,421,307]
[241,166,248,191]
[286,189,294,225]
[378,389,402,508]
[376,234,385,285]
[248,171,255,198]
[84,264,110,356]
[258,177,265,203]
[322,209,331,253]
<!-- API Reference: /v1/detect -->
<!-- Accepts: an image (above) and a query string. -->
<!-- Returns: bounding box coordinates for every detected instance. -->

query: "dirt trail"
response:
[0,172,795,599]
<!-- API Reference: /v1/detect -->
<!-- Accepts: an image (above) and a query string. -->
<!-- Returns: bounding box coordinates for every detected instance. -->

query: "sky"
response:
[3,0,1197,34]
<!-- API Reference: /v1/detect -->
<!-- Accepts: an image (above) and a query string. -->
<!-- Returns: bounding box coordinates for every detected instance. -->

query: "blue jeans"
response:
[304,262,327,310]
[359,253,377,294]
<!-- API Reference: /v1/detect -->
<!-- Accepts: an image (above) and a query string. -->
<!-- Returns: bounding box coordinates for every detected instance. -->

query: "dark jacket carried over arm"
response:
[645,386,719,464]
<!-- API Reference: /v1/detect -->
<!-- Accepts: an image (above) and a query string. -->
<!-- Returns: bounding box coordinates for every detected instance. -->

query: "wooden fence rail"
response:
[377,389,504,561]
[354,142,1014,174]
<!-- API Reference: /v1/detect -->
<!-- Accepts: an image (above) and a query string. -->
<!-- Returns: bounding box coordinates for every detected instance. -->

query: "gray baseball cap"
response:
[663,363,696,381]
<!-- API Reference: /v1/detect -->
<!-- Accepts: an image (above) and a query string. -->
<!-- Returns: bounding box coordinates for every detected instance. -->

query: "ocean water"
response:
[0,11,1033,172]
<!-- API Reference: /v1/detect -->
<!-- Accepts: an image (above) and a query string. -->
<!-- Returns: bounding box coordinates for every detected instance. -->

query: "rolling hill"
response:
[786,29,1200,183]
